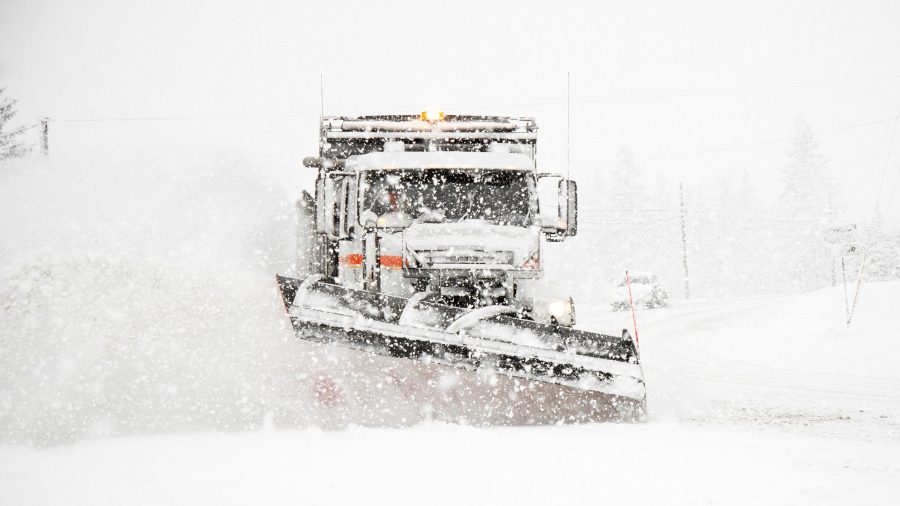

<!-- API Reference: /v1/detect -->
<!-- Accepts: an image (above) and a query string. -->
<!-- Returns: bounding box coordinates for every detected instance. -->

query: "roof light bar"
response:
[420,110,445,122]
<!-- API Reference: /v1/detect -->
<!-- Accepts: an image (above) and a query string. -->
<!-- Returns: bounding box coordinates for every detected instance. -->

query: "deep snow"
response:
[1,152,899,504]
[1,420,898,506]
[2,283,899,505]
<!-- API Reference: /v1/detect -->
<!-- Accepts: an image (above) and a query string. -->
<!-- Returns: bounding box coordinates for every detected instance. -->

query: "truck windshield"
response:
[360,169,534,227]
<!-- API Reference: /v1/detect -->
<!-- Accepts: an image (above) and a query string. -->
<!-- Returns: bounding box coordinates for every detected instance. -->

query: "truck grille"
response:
[421,250,514,266]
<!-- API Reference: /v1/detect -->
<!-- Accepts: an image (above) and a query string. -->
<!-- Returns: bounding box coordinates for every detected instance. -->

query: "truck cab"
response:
[302,113,578,325]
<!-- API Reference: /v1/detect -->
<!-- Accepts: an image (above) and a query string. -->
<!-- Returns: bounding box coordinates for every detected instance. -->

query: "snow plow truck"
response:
[276,112,646,421]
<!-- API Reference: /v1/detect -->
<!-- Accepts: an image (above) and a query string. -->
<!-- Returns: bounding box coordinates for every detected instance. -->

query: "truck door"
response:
[329,176,358,287]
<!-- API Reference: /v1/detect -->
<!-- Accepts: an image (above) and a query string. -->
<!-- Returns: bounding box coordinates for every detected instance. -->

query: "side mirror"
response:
[537,174,577,241]
[315,175,327,234]
[323,174,353,240]
[561,179,577,237]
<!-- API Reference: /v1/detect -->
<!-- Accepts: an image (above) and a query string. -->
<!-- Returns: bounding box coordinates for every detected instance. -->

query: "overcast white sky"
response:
[2,0,900,224]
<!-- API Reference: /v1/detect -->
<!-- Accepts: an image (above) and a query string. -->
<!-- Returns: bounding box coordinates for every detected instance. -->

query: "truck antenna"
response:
[566,71,572,180]
[320,73,325,117]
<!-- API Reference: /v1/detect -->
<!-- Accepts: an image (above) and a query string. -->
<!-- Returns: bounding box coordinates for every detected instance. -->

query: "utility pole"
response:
[841,257,849,323]
[680,183,690,300]
[40,118,49,157]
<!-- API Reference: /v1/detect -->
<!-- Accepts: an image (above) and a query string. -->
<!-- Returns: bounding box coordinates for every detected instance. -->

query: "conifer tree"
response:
[779,118,837,291]
[0,88,31,160]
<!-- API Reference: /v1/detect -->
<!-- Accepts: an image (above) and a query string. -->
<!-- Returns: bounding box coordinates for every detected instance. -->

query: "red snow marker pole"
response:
[625,270,640,348]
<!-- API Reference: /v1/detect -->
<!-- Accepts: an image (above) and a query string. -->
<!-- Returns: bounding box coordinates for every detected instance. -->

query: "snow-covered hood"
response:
[403,220,540,267]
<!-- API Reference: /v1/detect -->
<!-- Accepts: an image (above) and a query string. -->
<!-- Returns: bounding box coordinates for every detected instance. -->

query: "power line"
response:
[699,211,825,225]
[427,74,900,110]
[50,110,321,123]
[691,216,814,234]
[872,109,900,215]
[581,204,842,227]
[580,114,900,165]
[581,206,679,211]
[39,74,900,124]
[884,161,900,217]
[847,106,900,326]
[580,215,681,226]
[0,122,40,136]
[879,115,900,217]
[575,74,900,105]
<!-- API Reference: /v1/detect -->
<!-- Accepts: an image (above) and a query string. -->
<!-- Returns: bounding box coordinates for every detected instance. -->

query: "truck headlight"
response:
[547,297,575,326]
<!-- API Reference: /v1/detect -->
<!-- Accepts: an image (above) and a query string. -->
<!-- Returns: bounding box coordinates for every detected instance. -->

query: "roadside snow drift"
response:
[0,152,431,444]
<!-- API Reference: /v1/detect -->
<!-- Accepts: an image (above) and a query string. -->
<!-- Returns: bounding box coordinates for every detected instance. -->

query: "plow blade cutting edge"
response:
[276,275,647,417]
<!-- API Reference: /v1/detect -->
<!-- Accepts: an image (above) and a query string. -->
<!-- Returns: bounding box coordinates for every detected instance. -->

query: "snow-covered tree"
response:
[607,147,647,207]
[863,224,900,281]
[0,87,31,160]
[777,118,838,291]
[594,148,681,293]
[651,171,675,209]
[602,148,648,271]
[780,118,837,222]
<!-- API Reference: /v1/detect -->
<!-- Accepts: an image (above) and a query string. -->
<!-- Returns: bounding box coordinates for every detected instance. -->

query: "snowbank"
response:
[581,279,900,440]
[0,152,426,444]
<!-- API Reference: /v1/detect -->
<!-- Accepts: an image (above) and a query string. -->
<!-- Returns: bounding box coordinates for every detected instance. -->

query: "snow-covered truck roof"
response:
[345,151,535,172]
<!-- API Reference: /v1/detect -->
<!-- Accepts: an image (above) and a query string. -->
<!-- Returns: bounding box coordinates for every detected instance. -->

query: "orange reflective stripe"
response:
[380,255,404,269]
[339,254,404,269]
[339,253,363,267]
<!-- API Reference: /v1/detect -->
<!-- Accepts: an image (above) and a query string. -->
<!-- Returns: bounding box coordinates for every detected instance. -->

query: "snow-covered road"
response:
[2,155,898,505]
[2,421,897,506]
[3,282,898,506]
